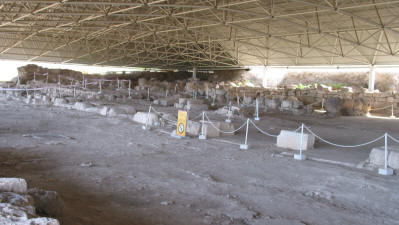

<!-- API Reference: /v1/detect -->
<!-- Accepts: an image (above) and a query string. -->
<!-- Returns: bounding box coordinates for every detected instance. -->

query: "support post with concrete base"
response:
[128,80,131,98]
[368,65,376,92]
[199,111,206,140]
[142,106,152,130]
[294,124,307,160]
[226,102,232,123]
[240,119,250,150]
[379,133,393,175]
[98,80,102,94]
[390,105,395,119]
[211,92,216,106]
[254,98,260,121]
[192,66,197,79]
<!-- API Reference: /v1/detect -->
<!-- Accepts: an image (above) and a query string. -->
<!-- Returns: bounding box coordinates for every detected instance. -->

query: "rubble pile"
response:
[0,178,61,225]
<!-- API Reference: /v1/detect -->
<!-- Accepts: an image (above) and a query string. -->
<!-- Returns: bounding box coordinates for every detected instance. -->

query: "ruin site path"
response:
[0,100,398,225]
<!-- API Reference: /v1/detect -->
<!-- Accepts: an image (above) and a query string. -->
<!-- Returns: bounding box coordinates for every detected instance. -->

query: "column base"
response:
[378,168,394,176]
[240,144,249,150]
[294,153,307,160]
[199,135,206,140]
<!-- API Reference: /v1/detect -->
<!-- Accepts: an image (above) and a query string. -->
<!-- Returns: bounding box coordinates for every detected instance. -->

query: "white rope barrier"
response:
[249,119,278,137]
[369,105,392,111]
[0,88,46,91]
[387,134,399,144]
[151,106,178,124]
[204,113,247,134]
[304,124,385,148]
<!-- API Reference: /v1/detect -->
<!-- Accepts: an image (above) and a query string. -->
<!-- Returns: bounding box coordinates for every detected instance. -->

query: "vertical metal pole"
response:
[128,80,131,98]
[117,78,120,89]
[73,87,76,98]
[143,106,151,130]
[243,118,249,149]
[174,83,177,93]
[99,80,102,93]
[391,104,395,118]
[300,123,304,157]
[166,89,168,97]
[212,91,216,106]
[33,72,36,82]
[46,73,48,84]
[147,87,150,101]
[82,75,85,88]
[385,133,388,170]
[255,98,260,120]
[199,111,206,140]
[17,73,20,87]
[58,75,61,85]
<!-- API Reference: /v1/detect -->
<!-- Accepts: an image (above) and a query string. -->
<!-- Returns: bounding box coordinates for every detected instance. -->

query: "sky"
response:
[0,60,140,81]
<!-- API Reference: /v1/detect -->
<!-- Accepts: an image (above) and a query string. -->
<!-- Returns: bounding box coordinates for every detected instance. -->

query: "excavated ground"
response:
[0,99,398,225]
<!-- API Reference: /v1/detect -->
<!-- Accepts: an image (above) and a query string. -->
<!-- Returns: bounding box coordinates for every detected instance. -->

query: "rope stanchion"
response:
[204,113,247,134]
[199,111,206,140]
[294,124,306,160]
[378,133,394,175]
[304,125,384,148]
[142,105,152,130]
[240,119,250,150]
[254,98,260,121]
[128,80,132,98]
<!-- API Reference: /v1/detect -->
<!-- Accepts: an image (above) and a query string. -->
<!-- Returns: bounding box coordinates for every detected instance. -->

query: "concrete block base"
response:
[240,144,249,150]
[378,168,394,176]
[199,135,206,140]
[294,153,307,160]
[254,117,260,121]
[277,130,315,151]
[225,119,231,123]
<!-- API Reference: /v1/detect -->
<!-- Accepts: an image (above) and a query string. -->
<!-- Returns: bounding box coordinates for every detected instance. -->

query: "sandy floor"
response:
[0,99,398,225]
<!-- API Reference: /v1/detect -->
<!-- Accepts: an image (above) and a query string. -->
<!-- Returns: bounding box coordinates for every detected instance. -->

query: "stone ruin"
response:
[0,178,62,225]
[2,64,398,123]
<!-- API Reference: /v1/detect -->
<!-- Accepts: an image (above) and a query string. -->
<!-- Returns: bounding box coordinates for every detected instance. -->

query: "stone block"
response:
[388,150,399,169]
[73,102,90,111]
[369,147,385,166]
[369,146,399,169]
[201,121,220,138]
[276,130,315,151]
[0,178,27,193]
[84,106,109,116]
[108,105,136,117]
[53,98,67,106]
[132,112,159,127]
[159,97,177,106]
[186,120,201,136]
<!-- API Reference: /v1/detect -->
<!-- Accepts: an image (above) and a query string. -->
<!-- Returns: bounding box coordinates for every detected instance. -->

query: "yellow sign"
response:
[176,110,187,137]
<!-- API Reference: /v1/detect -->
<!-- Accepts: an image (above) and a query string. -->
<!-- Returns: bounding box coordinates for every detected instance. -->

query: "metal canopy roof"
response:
[0,0,399,69]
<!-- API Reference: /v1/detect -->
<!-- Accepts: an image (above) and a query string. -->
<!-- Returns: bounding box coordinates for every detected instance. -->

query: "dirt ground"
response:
[0,99,398,225]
